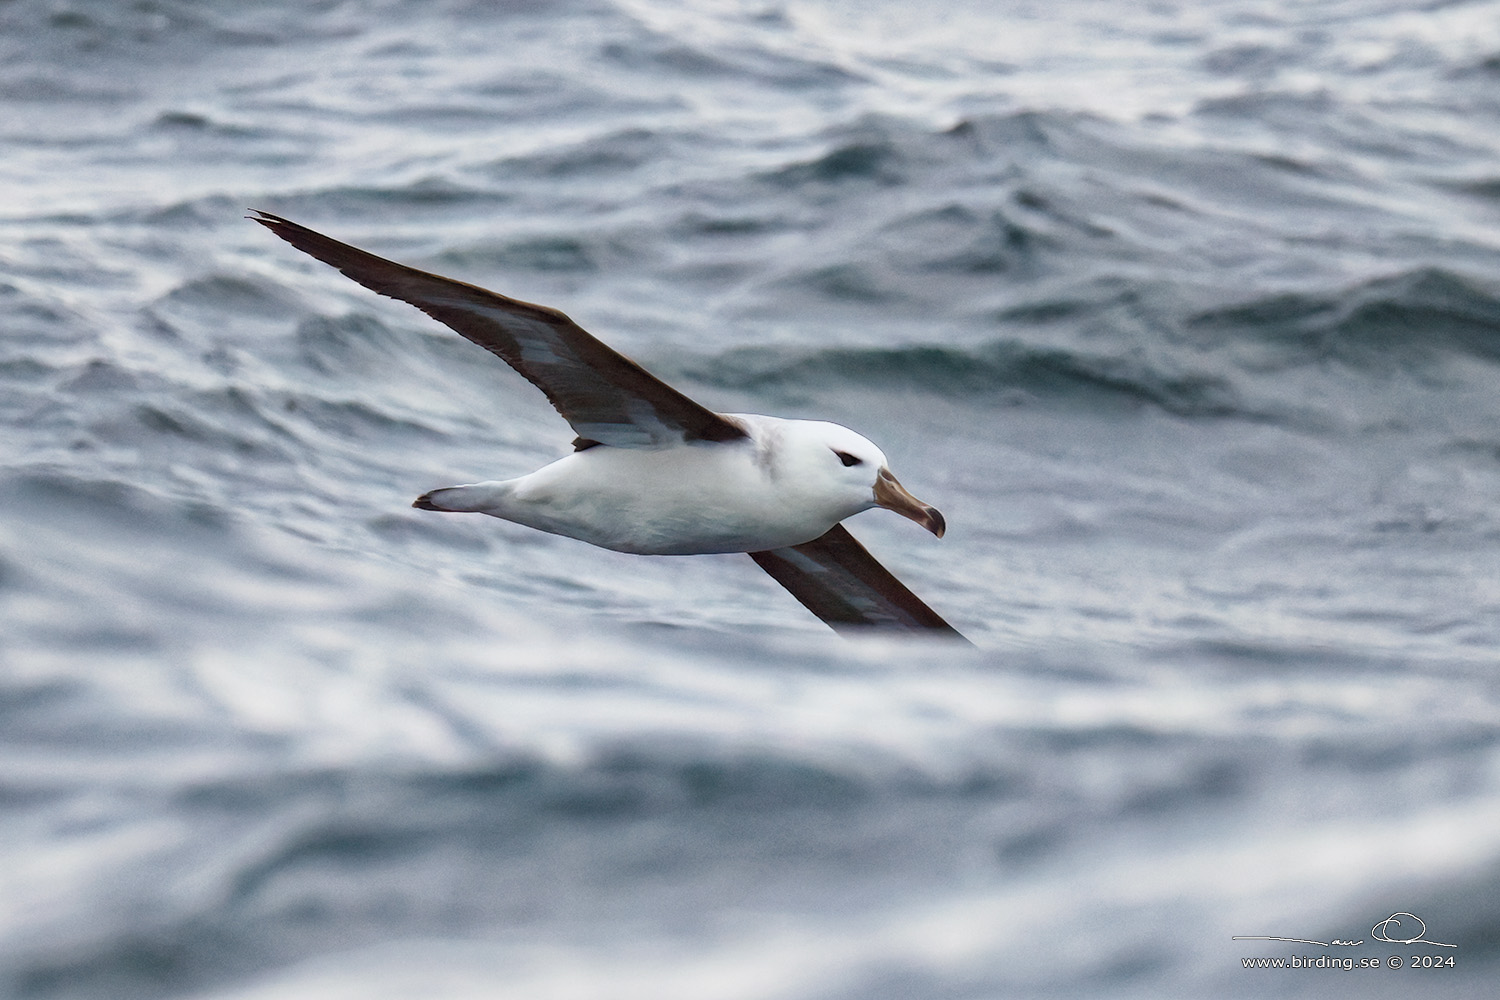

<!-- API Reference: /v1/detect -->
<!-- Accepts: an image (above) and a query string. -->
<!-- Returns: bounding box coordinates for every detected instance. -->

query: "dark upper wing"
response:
[251,211,748,450]
[749,524,967,640]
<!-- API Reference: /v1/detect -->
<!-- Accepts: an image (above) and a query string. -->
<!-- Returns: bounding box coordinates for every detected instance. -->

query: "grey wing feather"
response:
[749,525,967,639]
[251,212,748,449]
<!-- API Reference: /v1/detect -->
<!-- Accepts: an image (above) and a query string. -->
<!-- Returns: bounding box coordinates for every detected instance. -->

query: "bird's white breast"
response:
[472,415,875,555]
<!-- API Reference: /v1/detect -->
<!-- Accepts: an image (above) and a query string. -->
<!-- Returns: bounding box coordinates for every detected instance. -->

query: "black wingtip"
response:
[248,209,296,232]
[749,525,969,641]
[412,494,442,511]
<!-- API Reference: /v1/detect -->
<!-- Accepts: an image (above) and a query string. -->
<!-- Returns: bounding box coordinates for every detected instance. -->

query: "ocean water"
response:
[4,0,1500,997]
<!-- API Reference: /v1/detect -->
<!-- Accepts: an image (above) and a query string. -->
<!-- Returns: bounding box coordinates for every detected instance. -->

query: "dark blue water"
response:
[3,1,1500,997]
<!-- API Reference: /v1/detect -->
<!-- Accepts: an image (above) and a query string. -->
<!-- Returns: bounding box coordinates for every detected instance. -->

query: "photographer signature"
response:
[1233,912,1456,949]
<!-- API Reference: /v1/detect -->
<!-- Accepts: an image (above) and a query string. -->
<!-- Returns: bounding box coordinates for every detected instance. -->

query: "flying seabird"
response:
[252,212,965,639]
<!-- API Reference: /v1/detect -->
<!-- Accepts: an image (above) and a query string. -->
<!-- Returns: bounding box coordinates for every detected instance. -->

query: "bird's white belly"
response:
[479,445,847,555]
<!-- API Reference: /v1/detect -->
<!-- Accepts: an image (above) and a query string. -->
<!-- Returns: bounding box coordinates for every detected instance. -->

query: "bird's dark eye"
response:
[834,450,863,467]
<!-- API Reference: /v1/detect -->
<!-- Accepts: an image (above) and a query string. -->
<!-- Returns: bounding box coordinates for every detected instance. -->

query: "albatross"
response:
[253,212,965,640]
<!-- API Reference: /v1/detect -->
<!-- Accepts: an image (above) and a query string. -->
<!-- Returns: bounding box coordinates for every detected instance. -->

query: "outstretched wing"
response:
[749,525,967,639]
[252,211,748,450]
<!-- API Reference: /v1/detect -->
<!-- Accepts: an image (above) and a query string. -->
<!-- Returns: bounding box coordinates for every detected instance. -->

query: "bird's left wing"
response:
[749,524,967,639]
[251,212,748,450]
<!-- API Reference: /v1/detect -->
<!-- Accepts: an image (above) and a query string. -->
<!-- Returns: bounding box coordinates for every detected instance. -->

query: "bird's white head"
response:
[761,418,947,538]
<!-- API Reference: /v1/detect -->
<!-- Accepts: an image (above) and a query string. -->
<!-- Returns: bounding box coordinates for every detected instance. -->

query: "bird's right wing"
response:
[749,524,967,639]
[252,212,748,450]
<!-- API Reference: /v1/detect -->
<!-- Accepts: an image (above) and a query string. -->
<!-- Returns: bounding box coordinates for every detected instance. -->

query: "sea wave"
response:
[1187,266,1500,371]
[674,261,1500,423]
[682,340,1243,418]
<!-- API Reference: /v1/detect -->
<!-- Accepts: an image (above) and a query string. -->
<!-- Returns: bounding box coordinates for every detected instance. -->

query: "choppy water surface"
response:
[3,1,1500,997]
